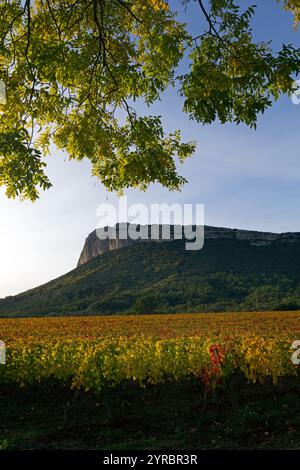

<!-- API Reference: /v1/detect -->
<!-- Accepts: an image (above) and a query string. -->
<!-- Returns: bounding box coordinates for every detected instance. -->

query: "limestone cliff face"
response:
[77,224,175,266]
[77,229,136,266]
[77,224,300,267]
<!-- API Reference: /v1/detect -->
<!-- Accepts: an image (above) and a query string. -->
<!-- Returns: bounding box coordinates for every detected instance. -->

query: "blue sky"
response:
[0,0,300,298]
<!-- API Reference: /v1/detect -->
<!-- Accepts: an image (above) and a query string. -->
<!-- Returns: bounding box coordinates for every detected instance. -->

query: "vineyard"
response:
[0,312,299,392]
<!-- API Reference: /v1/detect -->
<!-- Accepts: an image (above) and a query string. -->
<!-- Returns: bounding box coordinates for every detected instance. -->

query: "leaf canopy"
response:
[0,0,299,200]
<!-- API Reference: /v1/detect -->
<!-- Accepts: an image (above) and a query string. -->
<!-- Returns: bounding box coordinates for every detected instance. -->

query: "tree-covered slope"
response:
[1,237,300,317]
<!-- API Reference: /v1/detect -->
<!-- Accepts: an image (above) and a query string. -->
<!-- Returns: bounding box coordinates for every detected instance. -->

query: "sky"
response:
[0,1,300,298]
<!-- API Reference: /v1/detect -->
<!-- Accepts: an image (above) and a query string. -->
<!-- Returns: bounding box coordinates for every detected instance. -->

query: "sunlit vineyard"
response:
[0,312,299,392]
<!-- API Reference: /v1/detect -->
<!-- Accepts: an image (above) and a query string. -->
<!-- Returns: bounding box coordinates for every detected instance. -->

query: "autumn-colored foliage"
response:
[0,312,299,392]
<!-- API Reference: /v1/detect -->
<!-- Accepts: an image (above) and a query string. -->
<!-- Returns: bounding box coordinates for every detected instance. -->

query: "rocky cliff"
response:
[77,224,300,266]
[3,223,300,316]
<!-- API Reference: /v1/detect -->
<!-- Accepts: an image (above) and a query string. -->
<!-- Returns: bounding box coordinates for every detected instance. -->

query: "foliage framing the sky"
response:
[0,0,300,200]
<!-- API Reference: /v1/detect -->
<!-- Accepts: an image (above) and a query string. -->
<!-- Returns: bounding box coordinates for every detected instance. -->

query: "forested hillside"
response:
[1,237,300,316]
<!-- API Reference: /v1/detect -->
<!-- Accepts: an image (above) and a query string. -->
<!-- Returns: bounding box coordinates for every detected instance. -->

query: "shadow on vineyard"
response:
[1,375,300,450]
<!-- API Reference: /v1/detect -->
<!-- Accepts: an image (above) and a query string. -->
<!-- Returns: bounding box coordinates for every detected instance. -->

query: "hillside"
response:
[1,228,300,316]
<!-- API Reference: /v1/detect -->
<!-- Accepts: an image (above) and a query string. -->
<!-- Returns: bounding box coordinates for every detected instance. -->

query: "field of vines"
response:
[0,312,299,393]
